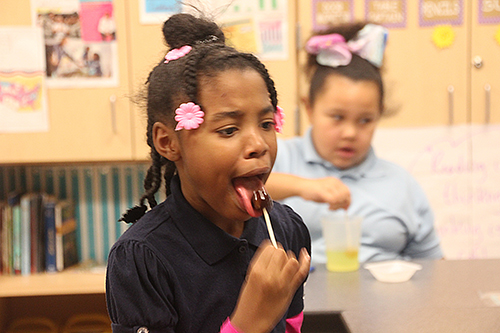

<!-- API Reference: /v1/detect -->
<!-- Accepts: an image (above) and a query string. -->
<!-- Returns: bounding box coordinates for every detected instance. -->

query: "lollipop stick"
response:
[263,207,278,248]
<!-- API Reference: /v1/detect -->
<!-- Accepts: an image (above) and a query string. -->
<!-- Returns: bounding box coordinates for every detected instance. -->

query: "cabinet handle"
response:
[110,95,117,134]
[472,56,483,69]
[447,85,454,125]
[484,84,491,124]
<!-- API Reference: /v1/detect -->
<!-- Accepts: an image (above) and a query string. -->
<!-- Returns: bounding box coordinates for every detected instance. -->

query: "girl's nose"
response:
[245,131,268,159]
[341,122,357,138]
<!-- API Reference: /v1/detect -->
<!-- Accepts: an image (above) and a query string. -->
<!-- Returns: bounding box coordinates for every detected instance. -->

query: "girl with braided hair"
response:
[106,13,310,333]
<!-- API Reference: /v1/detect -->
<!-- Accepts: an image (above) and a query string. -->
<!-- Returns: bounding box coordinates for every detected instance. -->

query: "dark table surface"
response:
[303,259,500,333]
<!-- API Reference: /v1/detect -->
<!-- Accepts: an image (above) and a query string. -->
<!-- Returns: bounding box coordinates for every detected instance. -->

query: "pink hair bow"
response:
[305,24,388,68]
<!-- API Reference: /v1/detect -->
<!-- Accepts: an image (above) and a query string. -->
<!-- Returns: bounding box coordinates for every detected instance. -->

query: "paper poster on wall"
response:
[478,0,500,24]
[217,0,289,61]
[312,0,353,31]
[139,0,229,26]
[31,0,119,88]
[139,0,182,25]
[373,124,500,260]
[258,16,288,60]
[0,27,49,133]
[222,18,261,54]
[365,0,406,28]
[419,0,463,27]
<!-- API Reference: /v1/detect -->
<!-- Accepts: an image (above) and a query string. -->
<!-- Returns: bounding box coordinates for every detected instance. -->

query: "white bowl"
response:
[363,260,422,283]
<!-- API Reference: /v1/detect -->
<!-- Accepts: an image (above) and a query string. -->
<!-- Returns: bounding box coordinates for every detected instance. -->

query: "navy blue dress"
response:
[106,175,311,333]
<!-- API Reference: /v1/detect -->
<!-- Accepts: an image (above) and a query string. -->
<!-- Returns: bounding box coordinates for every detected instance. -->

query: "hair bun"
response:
[162,13,225,49]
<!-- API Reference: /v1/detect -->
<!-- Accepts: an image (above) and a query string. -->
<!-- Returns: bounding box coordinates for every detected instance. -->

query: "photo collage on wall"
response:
[31,0,118,88]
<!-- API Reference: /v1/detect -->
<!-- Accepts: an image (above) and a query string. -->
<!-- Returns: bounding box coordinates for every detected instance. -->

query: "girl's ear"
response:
[153,122,181,161]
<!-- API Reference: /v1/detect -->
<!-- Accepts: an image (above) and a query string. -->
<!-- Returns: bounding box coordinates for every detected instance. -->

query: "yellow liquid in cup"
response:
[326,249,359,272]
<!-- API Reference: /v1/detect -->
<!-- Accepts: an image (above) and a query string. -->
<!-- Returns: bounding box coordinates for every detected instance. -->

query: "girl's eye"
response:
[261,120,275,130]
[218,127,237,136]
[331,114,343,121]
[359,118,373,125]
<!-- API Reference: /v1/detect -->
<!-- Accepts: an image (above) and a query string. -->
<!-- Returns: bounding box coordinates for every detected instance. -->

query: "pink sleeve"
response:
[220,318,242,333]
[286,312,304,333]
[220,312,304,333]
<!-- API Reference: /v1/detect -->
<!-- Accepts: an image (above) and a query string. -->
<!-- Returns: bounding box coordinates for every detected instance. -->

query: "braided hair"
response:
[305,22,385,113]
[121,13,278,223]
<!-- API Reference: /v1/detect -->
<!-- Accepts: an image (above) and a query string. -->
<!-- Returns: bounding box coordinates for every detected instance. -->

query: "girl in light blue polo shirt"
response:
[267,22,443,264]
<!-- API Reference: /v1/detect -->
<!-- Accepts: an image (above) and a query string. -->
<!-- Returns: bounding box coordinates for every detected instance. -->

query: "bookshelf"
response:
[0,269,108,331]
[0,269,105,297]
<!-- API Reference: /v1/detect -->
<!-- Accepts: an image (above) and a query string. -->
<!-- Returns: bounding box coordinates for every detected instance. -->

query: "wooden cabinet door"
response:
[124,0,164,161]
[470,2,500,124]
[0,0,134,163]
[381,2,469,127]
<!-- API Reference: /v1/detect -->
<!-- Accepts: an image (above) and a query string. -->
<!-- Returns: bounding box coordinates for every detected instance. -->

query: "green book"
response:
[9,193,22,275]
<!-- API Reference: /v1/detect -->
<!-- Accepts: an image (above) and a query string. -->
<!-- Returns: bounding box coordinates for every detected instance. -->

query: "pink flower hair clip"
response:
[164,45,192,64]
[174,102,204,131]
[274,106,285,133]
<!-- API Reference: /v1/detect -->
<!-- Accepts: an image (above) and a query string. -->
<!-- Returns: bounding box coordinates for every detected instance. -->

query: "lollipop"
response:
[252,188,277,248]
[252,188,273,211]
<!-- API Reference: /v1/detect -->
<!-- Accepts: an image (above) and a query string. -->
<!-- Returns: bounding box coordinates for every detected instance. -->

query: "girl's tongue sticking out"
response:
[233,177,271,217]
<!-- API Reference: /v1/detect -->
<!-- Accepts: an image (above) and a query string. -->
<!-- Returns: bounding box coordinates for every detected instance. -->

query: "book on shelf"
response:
[0,193,79,275]
[0,202,4,274]
[31,193,46,274]
[44,196,58,273]
[55,199,79,271]
[1,201,13,275]
[20,192,47,275]
[10,193,22,275]
[20,193,32,275]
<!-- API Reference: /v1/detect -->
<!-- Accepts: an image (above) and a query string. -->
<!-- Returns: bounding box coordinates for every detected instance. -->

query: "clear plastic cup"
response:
[321,214,362,272]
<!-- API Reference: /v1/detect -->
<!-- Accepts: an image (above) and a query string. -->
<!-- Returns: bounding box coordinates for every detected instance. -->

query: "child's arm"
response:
[266,172,351,210]
[228,242,310,333]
